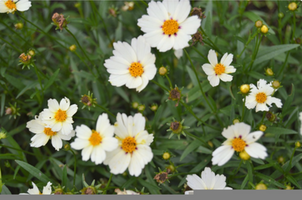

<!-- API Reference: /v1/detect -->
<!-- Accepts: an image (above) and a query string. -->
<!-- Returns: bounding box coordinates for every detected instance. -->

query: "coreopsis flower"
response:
[212,122,268,166]
[20,182,52,195]
[245,79,282,112]
[26,114,75,151]
[185,167,232,194]
[0,0,31,13]
[202,49,236,87]
[40,97,78,135]
[115,188,139,195]
[103,113,154,177]
[70,113,118,165]
[104,36,156,92]
[137,0,201,52]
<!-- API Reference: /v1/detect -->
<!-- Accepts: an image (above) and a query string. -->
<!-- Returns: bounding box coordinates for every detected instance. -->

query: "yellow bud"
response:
[271,80,281,89]
[255,183,267,190]
[207,141,213,148]
[233,119,240,124]
[288,2,297,11]
[14,23,23,29]
[295,141,301,148]
[132,102,139,109]
[69,45,77,52]
[265,68,274,76]
[260,25,269,34]
[74,2,81,8]
[240,84,250,94]
[162,152,171,160]
[138,104,145,112]
[285,185,293,190]
[239,150,250,160]
[255,20,263,28]
[159,66,168,76]
[28,50,35,56]
[259,124,267,132]
[277,156,285,164]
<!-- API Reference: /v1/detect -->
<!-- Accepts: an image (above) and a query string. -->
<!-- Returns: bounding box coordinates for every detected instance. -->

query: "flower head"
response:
[104,36,156,92]
[212,122,268,166]
[20,182,52,195]
[245,79,282,112]
[137,0,201,52]
[103,113,154,177]
[115,188,139,195]
[40,97,78,135]
[0,0,31,14]
[52,13,68,31]
[186,167,232,194]
[70,113,118,165]
[26,114,75,151]
[202,49,236,87]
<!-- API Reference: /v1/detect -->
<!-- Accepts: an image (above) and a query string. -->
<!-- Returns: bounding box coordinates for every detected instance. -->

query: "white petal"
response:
[219,74,233,82]
[208,75,220,87]
[27,182,40,194]
[255,103,269,112]
[42,182,52,194]
[47,99,59,112]
[16,0,31,12]
[82,145,93,161]
[137,15,162,33]
[202,63,215,75]
[179,15,201,35]
[51,135,63,151]
[95,146,106,164]
[245,131,263,144]
[101,137,118,152]
[268,96,282,108]
[157,34,174,52]
[146,0,169,21]
[186,174,204,189]
[113,41,137,63]
[109,150,131,174]
[245,143,267,159]
[173,0,191,23]
[61,122,73,135]
[59,97,70,111]
[70,138,90,150]
[220,53,233,67]
[135,74,149,92]
[125,76,143,89]
[208,49,218,66]
[66,104,78,116]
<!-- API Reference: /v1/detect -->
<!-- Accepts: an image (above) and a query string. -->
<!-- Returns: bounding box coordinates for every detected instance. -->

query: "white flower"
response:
[299,112,302,135]
[245,79,282,112]
[212,122,268,166]
[174,49,183,59]
[70,113,118,165]
[202,49,236,87]
[20,182,52,195]
[40,97,78,135]
[104,36,156,92]
[137,0,201,52]
[0,0,31,13]
[103,113,154,177]
[186,167,232,194]
[26,114,75,151]
[115,188,140,195]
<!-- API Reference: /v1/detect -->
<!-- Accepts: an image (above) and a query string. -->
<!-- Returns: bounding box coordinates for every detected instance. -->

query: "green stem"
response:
[165,74,173,89]
[292,12,296,42]
[103,173,113,194]
[183,49,214,112]
[287,146,297,173]
[238,31,258,59]
[199,27,221,54]
[247,34,262,72]
[183,130,208,147]
[70,149,77,188]
[151,80,169,92]
[95,104,115,118]
[191,46,207,61]
[0,36,22,53]
[32,63,43,91]
[277,51,290,79]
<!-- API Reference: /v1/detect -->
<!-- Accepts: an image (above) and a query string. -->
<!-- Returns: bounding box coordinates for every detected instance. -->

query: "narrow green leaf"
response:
[282,84,295,116]
[16,82,37,99]
[1,185,11,194]
[138,178,161,194]
[0,93,5,116]
[246,161,253,184]
[15,160,50,183]
[255,172,286,188]
[114,87,129,103]
[43,68,60,91]
[266,127,297,135]
[62,165,68,191]
[285,175,301,189]
[186,65,198,86]
[180,140,200,161]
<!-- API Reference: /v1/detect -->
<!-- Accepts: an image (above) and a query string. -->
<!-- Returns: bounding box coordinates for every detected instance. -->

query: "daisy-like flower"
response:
[185,167,232,194]
[202,49,236,87]
[245,79,282,112]
[26,114,75,151]
[104,36,156,92]
[20,182,52,195]
[137,0,201,52]
[103,113,154,177]
[40,97,78,135]
[115,188,140,195]
[212,122,268,166]
[70,113,118,165]
[0,0,31,13]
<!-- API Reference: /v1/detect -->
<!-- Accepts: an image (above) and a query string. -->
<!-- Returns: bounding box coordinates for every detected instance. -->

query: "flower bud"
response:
[239,150,250,160]
[265,68,274,76]
[137,104,145,112]
[288,2,297,11]
[295,141,301,148]
[162,152,171,160]
[259,124,267,132]
[240,84,250,94]
[14,22,23,29]
[255,20,263,28]
[255,183,267,190]
[69,45,76,52]
[158,66,168,76]
[278,12,284,18]
[271,80,281,90]
[260,25,269,34]
[132,102,139,109]
[233,119,240,124]
[277,156,285,164]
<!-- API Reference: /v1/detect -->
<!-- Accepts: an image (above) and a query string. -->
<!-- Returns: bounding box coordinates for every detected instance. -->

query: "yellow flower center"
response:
[54,109,67,122]
[162,19,179,35]
[5,0,16,10]
[232,137,246,152]
[121,136,137,153]
[255,92,267,103]
[44,128,57,136]
[129,62,144,77]
[89,130,102,146]
[214,63,225,75]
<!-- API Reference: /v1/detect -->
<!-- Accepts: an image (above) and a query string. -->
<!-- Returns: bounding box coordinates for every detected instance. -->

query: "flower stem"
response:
[70,149,77,188]
[247,34,262,72]
[165,74,173,89]
[95,104,115,118]
[103,173,113,194]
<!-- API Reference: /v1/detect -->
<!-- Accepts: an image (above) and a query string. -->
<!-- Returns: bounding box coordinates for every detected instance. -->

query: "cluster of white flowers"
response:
[26,97,78,151]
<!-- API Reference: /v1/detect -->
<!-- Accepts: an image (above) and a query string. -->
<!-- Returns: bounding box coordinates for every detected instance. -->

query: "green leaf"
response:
[138,178,161,194]
[253,44,300,65]
[151,105,164,130]
[248,71,268,80]
[115,87,129,103]
[1,185,11,194]
[266,127,298,135]
[246,161,253,184]
[43,68,60,92]
[16,82,37,99]
[255,172,286,188]
[240,174,249,189]
[185,66,198,86]
[15,160,50,183]
[282,84,295,116]
[285,175,301,189]
[62,165,68,191]
[0,93,5,116]
[180,140,200,161]
[243,11,275,34]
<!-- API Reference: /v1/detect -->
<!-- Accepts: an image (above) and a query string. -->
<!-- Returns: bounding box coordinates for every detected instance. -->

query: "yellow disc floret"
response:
[162,19,179,35]
[44,128,57,136]
[232,137,246,152]
[121,136,137,153]
[54,109,67,122]
[256,92,267,103]
[129,62,144,77]
[89,130,102,146]
[214,63,226,75]
[5,0,16,10]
